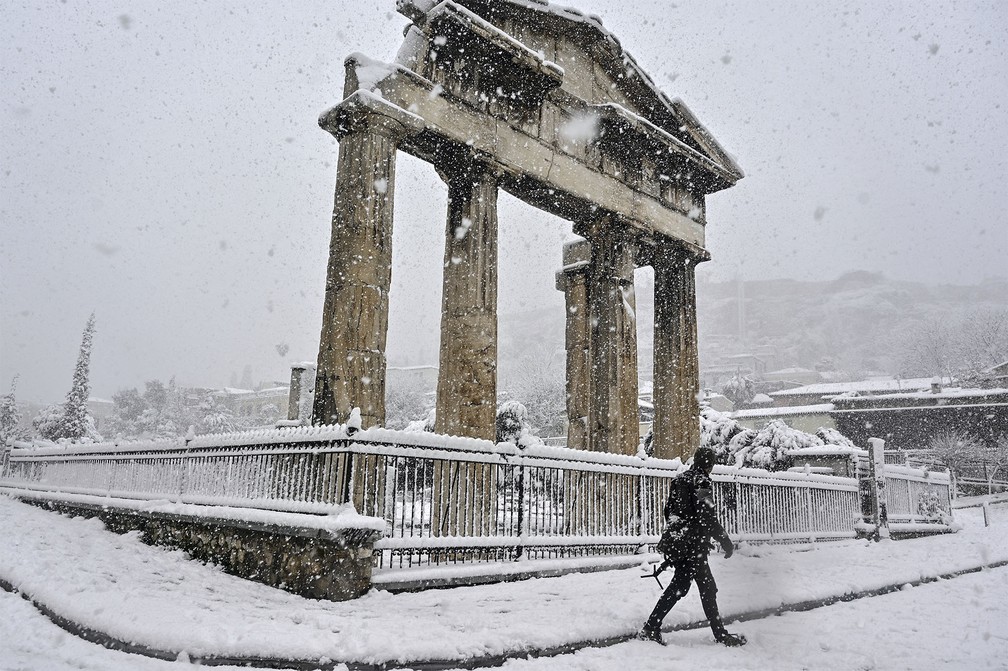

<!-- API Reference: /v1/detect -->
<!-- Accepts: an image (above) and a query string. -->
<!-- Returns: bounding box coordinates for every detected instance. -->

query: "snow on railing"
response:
[857,453,955,535]
[1,426,868,571]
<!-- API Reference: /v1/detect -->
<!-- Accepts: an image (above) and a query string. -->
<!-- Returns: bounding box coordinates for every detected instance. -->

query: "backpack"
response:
[655,475,691,562]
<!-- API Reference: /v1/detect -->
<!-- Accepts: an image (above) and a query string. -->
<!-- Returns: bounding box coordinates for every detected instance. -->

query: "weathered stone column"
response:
[313,92,423,427]
[555,240,592,451]
[584,219,639,455]
[434,156,501,441]
[651,242,704,461]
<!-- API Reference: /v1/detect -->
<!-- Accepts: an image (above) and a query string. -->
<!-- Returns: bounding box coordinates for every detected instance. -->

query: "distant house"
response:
[214,386,290,417]
[830,386,1008,450]
[732,403,836,434]
[762,367,822,386]
[769,376,950,408]
[86,397,114,430]
[387,365,439,393]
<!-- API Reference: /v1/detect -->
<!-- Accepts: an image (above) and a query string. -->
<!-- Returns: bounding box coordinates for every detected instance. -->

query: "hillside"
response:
[496,272,1008,390]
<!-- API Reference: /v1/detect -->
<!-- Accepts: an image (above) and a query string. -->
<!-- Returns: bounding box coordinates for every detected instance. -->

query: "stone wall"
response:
[29,499,380,602]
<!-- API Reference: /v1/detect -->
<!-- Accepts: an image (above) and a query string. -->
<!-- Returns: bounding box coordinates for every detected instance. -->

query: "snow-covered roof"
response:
[787,446,867,457]
[219,387,254,395]
[982,360,1008,374]
[732,403,834,419]
[770,377,952,398]
[847,387,1008,402]
[766,367,816,376]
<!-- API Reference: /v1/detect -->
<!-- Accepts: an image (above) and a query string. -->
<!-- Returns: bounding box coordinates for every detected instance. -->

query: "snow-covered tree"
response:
[0,376,22,444]
[506,346,566,438]
[62,313,98,441]
[33,314,102,442]
[721,374,755,410]
[386,382,430,431]
[978,435,1008,495]
[198,394,236,434]
[960,309,1008,375]
[927,431,980,491]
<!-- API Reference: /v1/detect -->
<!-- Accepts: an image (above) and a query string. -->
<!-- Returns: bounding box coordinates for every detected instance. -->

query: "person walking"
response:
[639,445,747,647]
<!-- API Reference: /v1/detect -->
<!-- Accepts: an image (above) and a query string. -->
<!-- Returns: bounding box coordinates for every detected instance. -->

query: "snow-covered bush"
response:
[816,426,856,449]
[699,406,746,463]
[32,402,101,444]
[699,407,857,471]
[496,400,527,444]
[495,400,543,448]
[733,420,823,471]
[404,408,436,433]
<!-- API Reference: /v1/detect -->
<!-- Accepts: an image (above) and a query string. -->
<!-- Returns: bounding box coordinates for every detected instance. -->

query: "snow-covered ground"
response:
[2,495,1008,670]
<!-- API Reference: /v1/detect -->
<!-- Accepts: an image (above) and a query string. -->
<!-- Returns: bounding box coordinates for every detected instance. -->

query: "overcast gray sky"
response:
[2,0,1006,403]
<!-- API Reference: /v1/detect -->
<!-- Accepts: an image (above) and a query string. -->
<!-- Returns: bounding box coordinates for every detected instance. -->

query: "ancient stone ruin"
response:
[311,0,742,461]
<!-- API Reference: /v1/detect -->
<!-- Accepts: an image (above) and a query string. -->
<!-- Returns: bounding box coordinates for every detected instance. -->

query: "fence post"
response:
[636,472,646,544]
[868,438,890,540]
[734,470,742,538]
[805,473,815,543]
[515,455,527,560]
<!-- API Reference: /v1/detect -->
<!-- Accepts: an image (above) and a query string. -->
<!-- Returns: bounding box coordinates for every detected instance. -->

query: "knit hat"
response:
[692,446,716,471]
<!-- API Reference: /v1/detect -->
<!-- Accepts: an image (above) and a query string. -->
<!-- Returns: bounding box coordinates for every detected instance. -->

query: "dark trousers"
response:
[644,553,727,636]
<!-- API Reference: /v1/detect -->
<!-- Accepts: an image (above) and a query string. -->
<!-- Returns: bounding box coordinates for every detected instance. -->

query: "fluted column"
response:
[556,240,592,451]
[584,218,639,456]
[312,93,423,427]
[434,156,501,441]
[652,243,703,461]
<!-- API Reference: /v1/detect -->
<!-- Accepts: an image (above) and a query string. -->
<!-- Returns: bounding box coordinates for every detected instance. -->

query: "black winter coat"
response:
[658,466,730,562]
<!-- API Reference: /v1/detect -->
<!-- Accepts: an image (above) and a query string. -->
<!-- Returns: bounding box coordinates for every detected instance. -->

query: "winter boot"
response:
[637,625,666,646]
[714,631,747,647]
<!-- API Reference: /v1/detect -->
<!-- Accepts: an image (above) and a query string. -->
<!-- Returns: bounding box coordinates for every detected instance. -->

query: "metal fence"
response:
[859,454,955,532]
[0,428,890,574]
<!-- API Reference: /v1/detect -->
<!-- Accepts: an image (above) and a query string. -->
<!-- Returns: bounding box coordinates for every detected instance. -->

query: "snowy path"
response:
[1,496,1007,669]
[483,568,1008,671]
[3,554,1007,671]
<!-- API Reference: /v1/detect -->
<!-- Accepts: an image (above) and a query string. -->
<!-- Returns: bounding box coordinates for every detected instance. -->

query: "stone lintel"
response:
[319,89,425,142]
[593,102,739,191]
[346,65,707,250]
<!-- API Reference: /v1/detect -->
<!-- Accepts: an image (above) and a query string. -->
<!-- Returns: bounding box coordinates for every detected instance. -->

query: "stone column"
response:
[651,242,703,461]
[555,240,592,451]
[584,218,639,456]
[312,92,423,427]
[434,156,501,441]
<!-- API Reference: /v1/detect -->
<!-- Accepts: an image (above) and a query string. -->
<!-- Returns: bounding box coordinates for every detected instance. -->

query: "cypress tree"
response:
[62,313,97,441]
[0,375,21,444]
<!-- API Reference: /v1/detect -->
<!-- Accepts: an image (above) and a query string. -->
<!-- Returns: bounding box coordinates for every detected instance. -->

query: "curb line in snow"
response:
[4,560,1008,671]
